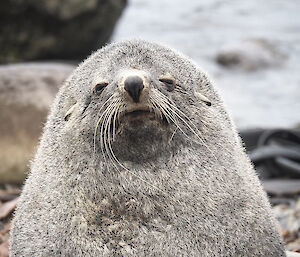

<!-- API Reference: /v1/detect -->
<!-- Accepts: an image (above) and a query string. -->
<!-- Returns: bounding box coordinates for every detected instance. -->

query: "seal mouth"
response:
[125,109,151,117]
[124,109,155,121]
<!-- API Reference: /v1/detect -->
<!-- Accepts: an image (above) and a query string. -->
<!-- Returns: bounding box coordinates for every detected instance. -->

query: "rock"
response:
[273,196,300,251]
[286,238,300,253]
[216,39,286,71]
[0,241,9,257]
[0,198,18,219]
[286,251,300,257]
[263,179,300,197]
[0,0,127,63]
[0,63,74,184]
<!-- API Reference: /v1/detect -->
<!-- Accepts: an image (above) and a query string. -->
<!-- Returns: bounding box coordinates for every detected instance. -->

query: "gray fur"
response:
[10,39,286,256]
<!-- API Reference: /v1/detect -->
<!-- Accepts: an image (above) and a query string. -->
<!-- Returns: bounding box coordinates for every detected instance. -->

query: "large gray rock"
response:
[0,63,74,184]
[216,39,286,71]
[0,0,127,63]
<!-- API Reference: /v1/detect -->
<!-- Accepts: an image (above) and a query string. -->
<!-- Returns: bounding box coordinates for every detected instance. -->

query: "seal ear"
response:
[195,92,212,106]
[64,102,78,121]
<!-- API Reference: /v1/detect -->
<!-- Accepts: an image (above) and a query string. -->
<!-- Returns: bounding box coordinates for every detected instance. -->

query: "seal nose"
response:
[124,76,144,103]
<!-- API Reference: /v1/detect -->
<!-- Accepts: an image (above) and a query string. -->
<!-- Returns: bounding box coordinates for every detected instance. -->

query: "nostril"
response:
[124,76,144,103]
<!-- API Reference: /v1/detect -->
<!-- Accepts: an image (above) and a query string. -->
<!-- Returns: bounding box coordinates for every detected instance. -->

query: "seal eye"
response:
[94,82,108,95]
[159,77,175,91]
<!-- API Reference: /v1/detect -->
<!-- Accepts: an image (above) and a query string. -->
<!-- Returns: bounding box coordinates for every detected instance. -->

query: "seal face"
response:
[10,40,286,257]
[93,68,183,162]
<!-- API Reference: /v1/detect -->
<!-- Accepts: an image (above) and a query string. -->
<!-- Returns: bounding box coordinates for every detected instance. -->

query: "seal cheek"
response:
[71,215,88,235]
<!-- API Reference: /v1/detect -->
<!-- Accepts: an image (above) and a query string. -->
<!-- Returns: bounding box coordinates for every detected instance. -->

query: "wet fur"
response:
[10,40,286,256]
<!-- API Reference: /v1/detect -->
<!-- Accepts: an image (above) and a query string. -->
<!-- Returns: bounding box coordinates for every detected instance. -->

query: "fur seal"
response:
[10,39,286,256]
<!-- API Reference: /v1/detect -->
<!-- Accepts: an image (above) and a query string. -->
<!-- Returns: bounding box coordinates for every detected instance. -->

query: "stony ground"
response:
[274,196,300,252]
[0,185,20,256]
[0,184,299,256]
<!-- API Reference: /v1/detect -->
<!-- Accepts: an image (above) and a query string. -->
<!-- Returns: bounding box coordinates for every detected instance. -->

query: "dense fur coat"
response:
[10,40,286,256]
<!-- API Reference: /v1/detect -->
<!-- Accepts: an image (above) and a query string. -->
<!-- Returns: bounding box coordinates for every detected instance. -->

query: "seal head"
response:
[10,40,286,257]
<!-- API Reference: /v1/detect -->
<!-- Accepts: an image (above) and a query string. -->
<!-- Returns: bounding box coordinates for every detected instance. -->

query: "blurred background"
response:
[0,0,299,255]
[113,0,300,129]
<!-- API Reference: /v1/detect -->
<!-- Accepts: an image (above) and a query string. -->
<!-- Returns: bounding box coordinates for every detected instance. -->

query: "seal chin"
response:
[112,107,171,162]
[112,119,170,162]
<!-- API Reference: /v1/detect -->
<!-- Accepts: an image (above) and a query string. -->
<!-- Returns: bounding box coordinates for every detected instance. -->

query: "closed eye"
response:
[159,77,175,92]
[94,82,108,96]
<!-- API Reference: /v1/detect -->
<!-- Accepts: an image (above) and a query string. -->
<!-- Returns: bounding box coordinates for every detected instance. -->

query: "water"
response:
[112,0,300,129]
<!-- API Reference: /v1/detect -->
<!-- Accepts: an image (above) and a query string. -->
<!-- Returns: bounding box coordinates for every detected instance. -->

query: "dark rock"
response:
[270,197,297,206]
[0,63,74,184]
[240,128,300,179]
[263,179,300,196]
[0,0,127,63]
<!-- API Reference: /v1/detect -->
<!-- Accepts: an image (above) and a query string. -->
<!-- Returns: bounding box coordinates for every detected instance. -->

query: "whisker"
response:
[174,88,188,95]
[152,90,219,162]
[150,93,190,139]
[101,103,117,159]
[112,101,124,142]
[93,94,116,155]
[93,92,193,226]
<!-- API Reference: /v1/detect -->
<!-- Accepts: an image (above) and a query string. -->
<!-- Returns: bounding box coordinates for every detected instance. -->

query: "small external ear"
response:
[195,92,212,106]
[64,102,78,121]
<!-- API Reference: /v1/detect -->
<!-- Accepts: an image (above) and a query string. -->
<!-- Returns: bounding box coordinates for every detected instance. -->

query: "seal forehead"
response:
[92,40,189,75]
[64,39,209,106]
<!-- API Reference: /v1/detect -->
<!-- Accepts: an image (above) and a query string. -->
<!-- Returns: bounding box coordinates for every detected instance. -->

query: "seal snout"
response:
[124,76,144,103]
